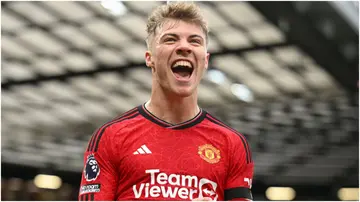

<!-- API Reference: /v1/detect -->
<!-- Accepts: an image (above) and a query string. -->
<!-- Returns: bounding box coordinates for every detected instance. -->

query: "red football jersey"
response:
[78,104,254,201]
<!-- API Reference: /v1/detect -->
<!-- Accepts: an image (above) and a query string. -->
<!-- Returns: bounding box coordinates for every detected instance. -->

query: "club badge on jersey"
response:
[198,144,221,164]
[84,154,100,182]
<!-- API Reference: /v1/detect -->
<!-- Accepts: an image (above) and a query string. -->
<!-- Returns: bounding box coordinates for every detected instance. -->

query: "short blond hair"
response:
[146,2,209,49]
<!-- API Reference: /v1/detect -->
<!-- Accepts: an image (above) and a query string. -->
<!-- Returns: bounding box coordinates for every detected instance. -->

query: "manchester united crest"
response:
[198,144,221,164]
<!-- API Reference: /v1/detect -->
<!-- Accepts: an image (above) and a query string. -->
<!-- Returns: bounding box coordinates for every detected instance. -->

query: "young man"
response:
[78,2,253,201]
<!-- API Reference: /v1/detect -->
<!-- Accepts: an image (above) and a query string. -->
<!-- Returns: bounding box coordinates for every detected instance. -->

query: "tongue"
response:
[174,71,191,78]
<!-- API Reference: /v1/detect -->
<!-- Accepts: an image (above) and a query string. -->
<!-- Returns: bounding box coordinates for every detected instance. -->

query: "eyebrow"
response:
[189,34,204,39]
[160,33,204,41]
[160,33,178,40]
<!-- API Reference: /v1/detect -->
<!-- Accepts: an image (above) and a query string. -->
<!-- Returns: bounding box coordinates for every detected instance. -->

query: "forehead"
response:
[157,19,205,39]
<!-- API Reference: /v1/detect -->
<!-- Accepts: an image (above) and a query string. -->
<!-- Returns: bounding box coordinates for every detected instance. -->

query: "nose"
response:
[175,40,192,56]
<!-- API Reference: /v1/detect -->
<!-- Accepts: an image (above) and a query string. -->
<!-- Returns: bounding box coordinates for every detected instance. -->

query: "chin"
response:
[173,87,195,97]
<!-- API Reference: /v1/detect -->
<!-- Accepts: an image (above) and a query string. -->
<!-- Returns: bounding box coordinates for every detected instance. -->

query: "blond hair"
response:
[146,2,209,50]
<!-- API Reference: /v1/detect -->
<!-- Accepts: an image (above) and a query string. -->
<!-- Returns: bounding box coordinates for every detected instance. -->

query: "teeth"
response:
[173,60,192,68]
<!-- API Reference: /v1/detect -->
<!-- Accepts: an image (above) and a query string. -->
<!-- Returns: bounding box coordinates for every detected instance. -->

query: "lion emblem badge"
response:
[84,154,100,181]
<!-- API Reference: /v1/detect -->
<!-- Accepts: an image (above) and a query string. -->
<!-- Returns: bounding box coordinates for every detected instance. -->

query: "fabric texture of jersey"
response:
[79,104,254,201]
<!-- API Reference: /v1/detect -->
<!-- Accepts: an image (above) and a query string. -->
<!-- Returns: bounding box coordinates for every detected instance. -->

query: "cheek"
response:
[197,53,208,67]
[154,49,164,65]
[154,49,171,71]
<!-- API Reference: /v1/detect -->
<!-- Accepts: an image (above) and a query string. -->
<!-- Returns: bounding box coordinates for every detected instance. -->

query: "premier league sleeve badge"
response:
[84,154,100,182]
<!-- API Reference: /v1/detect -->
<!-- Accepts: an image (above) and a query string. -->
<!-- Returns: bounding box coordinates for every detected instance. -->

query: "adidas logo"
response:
[133,144,152,155]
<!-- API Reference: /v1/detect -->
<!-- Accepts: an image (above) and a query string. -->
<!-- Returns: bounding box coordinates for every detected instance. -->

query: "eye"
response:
[164,37,176,42]
[190,39,202,45]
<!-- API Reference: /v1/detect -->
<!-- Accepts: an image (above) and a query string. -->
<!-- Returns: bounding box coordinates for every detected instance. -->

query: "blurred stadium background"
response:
[1,1,359,201]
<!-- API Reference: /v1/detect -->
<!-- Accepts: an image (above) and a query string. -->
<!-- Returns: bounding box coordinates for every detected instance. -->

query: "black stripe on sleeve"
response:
[87,132,96,152]
[85,194,89,201]
[90,193,94,201]
[206,115,251,164]
[209,114,252,163]
[94,112,139,152]
[225,187,253,201]
[87,108,138,152]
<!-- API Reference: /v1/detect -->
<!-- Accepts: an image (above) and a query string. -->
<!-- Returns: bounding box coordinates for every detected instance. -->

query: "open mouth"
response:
[171,60,193,79]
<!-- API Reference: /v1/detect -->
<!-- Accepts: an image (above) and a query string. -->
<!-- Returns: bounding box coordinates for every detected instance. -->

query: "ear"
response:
[204,52,210,70]
[145,51,154,68]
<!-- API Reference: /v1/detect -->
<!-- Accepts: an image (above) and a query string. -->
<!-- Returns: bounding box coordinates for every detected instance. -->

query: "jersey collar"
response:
[138,103,206,130]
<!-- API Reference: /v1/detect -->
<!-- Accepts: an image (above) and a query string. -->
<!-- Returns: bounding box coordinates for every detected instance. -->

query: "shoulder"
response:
[204,111,246,140]
[105,106,142,131]
[86,106,141,152]
[203,111,250,149]
[98,106,142,135]
[204,111,253,164]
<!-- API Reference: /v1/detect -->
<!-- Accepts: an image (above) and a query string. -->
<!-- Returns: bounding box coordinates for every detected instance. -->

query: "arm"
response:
[225,133,254,201]
[78,126,119,201]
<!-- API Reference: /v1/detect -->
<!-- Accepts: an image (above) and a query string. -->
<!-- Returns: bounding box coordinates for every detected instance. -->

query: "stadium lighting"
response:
[34,174,62,190]
[338,188,359,201]
[207,69,226,85]
[101,1,127,16]
[230,83,254,102]
[266,186,296,200]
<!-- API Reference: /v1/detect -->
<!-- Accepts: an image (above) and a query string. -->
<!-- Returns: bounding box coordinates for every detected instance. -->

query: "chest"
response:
[118,126,229,185]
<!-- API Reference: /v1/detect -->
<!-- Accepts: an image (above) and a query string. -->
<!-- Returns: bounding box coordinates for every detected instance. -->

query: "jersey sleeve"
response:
[78,126,119,201]
[225,133,254,201]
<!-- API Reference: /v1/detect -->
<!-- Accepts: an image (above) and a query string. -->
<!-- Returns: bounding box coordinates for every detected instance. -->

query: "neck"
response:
[146,88,200,125]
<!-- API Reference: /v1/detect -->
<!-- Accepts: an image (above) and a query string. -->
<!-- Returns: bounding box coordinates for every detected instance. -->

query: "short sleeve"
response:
[225,133,254,201]
[78,126,119,201]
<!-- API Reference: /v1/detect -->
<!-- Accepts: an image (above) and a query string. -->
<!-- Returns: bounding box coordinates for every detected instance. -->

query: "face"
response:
[145,19,210,97]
